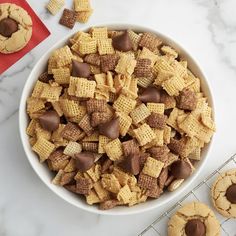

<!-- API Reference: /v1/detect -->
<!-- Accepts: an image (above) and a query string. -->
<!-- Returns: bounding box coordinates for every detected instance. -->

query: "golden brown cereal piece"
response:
[113,94,136,114]
[100,54,120,73]
[93,181,110,201]
[142,157,164,178]
[133,123,156,146]
[82,142,98,152]
[98,135,111,154]
[146,112,167,129]
[90,27,108,39]
[54,46,73,67]
[177,88,197,111]
[75,78,96,98]
[134,58,152,78]
[162,76,186,96]
[63,141,82,156]
[47,0,64,15]
[130,103,151,125]
[77,40,97,55]
[76,177,93,195]
[104,138,123,161]
[101,174,121,193]
[116,111,132,136]
[76,10,93,23]
[147,103,165,114]
[52,68,70,85]
[64,158,77,172]
[127,30,141,51]
[138,173,157,190]
[79,114,93,135]
[122,139,139,156]
[161,46,178,58]
[61,122,83,141]
[86,190,101,205]
[84,53,100,66]
[97,39,114,55]
[86,98,107,114]
[99,200,119,210]
[115,55,137,76]
[32,137,55,162]
[74,0,91,11]
[117,185,132,204]
[139,32,162,53]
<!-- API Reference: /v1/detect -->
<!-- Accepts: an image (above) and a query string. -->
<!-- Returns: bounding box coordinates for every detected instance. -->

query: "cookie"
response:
[211,169,236,218]
[168,202,220,236]
[26,27,215,210]
[0,3,32,54]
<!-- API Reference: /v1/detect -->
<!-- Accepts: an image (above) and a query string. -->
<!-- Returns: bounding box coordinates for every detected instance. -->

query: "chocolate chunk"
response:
[38,110,60,132]
[139,87,161,103]
[226,184,236,204]
[98,117,119,139]
[112,31,132,52]
[72,60,91,78]
[185,219,206,236]
[0,18,18,37]
[74,152,95,172]
[120,153,140,175]
[170,160,192,179]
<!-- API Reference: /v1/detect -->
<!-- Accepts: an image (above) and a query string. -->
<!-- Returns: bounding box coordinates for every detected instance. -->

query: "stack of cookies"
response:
[26,27,215,209]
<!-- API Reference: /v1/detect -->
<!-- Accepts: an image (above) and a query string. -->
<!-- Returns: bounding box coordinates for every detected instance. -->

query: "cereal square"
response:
[138,173,157,190]
[139,32,162,53]
[130,103,151,125]
[113,94,136,114]
[59,9,77,29]
[91,27,108,39]
[146,112,167,129]
[115,111,132,136]
[142,157,164,178]
[133,123,156,146]
[134,58,152,78]
[74,0,91,11]
[97,39,114,55]
[104,138,123,161]
[75,78,96,98]
[115,55,137,76]
[100,54,119,72]
[117,185,132,204]
[47,0,64,15]
[52,68,70,84]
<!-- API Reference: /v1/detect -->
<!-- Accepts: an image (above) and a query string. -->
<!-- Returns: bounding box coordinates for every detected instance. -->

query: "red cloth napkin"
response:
[0,0,50,74]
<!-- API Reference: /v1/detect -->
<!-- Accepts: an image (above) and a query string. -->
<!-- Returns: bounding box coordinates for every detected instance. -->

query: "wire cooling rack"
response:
[139,153,236,236]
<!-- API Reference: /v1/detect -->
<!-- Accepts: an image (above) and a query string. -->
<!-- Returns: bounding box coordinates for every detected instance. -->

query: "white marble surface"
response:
[1,0,236,235]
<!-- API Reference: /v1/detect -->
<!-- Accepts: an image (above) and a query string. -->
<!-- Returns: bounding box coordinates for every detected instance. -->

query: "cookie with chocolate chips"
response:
[168,202,220,236]
[0,3,32,54]
[211,169,236,218]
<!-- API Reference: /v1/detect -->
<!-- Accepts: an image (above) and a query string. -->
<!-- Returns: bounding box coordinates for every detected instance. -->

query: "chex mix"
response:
[26,27,215,210]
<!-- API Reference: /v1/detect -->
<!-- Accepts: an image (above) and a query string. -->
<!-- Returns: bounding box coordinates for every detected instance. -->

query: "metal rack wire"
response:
[139,154,236,236]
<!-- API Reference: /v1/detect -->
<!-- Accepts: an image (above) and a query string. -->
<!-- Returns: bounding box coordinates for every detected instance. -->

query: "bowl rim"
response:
[19,23,215,215]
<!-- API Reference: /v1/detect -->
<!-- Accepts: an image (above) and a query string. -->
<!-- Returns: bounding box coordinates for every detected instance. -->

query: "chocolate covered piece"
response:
[170,160,192,179]
[72,60,91,78]
[75,152,95,172]
[139,86,161,103]
[38,110,60,132]
[98,117,119,139]
[120,154,140,175]
[0,18,18,37]
[185,219,206,236]
[112,31,132,52]
[226,184,236,204]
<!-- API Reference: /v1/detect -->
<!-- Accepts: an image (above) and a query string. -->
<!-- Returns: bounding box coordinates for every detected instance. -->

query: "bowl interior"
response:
[19,24,214,215]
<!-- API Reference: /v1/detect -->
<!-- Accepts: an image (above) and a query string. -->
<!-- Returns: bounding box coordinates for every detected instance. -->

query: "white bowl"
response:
[19,24,215,215]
